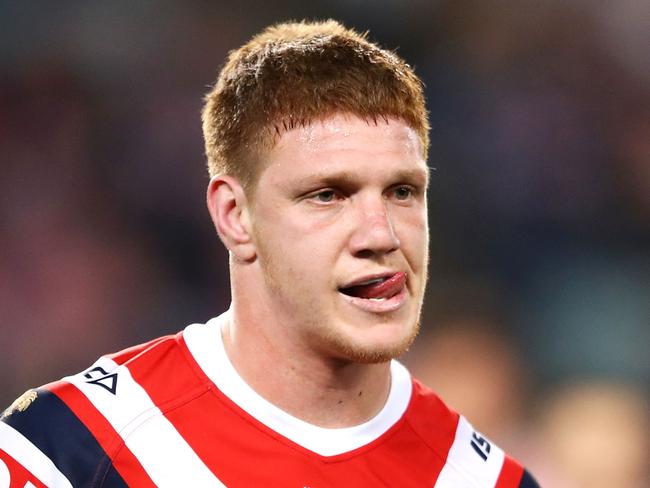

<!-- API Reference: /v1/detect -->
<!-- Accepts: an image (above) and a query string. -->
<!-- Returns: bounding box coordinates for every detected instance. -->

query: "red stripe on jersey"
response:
[0,448,48,488]
[112,335,231,475]
[405,380,461,485]
[48,381,156,487]
[112,334,210,412]
[106,335,174,366]
[494,454,524,488]
[430,415,461,484]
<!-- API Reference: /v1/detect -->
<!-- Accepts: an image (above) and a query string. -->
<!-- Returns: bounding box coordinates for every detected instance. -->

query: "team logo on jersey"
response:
[84,366,118,395]
[1,389,38,418]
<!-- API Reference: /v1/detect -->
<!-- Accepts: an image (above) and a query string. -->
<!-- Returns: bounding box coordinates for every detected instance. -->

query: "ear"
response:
[206,176,256,262]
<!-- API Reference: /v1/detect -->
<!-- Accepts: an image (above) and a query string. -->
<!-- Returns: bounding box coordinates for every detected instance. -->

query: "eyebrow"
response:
[297,167,430,189]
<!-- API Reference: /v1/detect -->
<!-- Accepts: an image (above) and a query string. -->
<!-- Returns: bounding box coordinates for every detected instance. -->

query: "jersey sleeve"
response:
[519,469,541,488]
[494,453,541,488]
[428,412,540,488]
[0,428,52,488]
[1,387,128,487]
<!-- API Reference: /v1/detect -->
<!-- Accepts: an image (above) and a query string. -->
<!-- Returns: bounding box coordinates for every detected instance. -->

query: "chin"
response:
[325,319,420,364]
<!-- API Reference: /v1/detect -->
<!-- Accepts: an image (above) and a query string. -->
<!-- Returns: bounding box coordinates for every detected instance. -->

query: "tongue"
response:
[345,272,406,299]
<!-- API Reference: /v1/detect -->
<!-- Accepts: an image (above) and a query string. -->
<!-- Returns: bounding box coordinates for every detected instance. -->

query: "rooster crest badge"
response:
[2,389,38,418]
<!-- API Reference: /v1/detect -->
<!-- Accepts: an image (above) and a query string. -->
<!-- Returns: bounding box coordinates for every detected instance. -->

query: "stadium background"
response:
[1,1,648,485]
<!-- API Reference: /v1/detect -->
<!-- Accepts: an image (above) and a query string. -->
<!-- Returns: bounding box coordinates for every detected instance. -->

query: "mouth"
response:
[338,271,407,303]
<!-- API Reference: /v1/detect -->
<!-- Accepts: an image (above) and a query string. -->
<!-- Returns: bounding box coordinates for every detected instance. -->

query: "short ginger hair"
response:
[201,19,429,191]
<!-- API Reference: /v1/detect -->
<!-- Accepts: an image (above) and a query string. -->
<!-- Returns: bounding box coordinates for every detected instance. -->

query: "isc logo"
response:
[470,431,491,461]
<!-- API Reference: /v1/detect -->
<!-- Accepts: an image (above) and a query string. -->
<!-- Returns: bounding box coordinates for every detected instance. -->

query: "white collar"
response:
[183,311,413,457]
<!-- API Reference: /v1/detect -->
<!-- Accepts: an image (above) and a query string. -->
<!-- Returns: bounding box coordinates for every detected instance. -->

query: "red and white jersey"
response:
[1,312,538,487]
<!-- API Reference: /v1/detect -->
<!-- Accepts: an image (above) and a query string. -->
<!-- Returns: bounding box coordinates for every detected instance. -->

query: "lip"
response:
[339,270,401,289]
[338,271,408,313]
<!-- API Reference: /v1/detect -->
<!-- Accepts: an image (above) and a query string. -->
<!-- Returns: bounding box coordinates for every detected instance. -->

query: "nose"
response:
[348,197,400,258]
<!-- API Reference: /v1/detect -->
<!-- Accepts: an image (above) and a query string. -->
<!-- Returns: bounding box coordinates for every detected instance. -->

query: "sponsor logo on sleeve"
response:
[84,367,118,395]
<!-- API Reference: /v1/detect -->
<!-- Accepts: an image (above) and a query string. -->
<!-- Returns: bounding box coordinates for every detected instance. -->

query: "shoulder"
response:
[0,328,209,487]
[1,385,128,487]
[405,378,540,488]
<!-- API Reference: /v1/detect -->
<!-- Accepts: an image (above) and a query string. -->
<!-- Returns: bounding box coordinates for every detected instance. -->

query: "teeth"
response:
[356,277,385,286]
[368,297,387,302]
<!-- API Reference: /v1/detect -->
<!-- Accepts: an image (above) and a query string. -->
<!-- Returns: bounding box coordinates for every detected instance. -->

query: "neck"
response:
[224,285,392,428]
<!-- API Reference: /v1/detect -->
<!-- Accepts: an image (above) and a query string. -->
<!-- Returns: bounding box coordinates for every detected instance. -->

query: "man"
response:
[1,20,538,487]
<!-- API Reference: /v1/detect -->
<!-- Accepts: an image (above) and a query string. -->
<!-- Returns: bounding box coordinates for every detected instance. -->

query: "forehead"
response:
[298,113,417,143]
[260,114,426,178]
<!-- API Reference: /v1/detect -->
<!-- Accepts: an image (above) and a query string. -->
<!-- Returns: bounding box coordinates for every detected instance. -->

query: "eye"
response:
[392,185,414,201]
[309,189,340,204]
[315,190,335,202]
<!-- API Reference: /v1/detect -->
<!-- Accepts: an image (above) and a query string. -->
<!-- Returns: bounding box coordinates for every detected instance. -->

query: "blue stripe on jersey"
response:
[519,469,540,488]
[1,388,127,487]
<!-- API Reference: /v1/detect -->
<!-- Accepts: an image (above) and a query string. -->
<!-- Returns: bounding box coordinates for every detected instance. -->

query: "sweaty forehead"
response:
[274,114,422,157]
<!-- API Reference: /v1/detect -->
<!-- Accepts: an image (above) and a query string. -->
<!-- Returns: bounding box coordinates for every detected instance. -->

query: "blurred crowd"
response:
[1,1,648,486]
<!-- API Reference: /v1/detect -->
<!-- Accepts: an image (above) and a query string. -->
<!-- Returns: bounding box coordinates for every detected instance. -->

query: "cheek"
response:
[256,213,335,273]
[284,206,351,251]
[396,210,428,256]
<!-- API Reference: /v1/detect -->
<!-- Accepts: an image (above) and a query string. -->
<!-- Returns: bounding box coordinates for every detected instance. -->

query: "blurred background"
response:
[1,1,648,486]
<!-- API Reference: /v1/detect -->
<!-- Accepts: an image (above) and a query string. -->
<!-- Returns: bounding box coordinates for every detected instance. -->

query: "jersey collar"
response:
[183,310,413,457]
